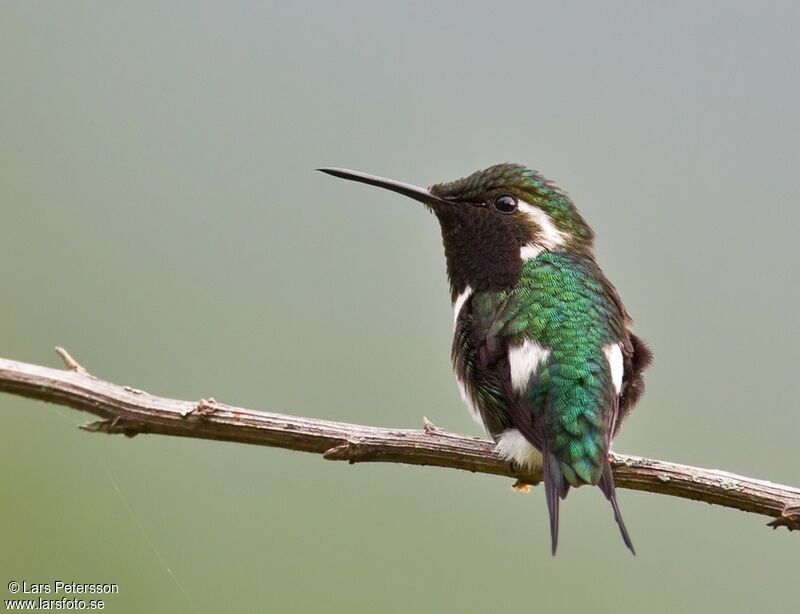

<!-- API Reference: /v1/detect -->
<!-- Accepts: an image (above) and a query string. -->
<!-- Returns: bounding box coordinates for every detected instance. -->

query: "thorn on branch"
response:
[767,505,800,531]
[323,442,355,461]
[187,397,219,417]
[423,416,444,434]
[54,346,91,376]
[323,440,368,463]
[80,417,142,438]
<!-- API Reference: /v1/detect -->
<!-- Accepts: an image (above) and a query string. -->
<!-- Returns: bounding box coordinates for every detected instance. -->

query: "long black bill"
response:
[317,167,453,208]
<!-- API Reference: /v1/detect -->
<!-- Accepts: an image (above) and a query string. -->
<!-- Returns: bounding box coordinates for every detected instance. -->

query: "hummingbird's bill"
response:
[317,167,454,208]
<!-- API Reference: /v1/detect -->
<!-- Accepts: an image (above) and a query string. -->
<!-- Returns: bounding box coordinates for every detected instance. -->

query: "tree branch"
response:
[1,351,798,531]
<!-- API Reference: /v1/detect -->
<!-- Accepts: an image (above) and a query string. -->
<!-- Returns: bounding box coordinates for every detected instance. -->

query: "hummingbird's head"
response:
[319,163,594,296]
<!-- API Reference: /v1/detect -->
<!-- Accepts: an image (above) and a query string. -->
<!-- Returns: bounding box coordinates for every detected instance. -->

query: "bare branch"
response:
[1,353,798,531]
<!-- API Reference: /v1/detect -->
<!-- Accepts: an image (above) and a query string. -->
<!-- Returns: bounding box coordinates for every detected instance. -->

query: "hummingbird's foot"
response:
[511,479,534,493]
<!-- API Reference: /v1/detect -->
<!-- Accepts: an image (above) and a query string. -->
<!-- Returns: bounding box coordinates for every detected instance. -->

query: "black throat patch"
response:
[434,205,528,298]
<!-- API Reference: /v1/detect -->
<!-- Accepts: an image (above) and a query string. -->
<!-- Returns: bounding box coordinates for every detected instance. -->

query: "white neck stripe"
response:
[453,285,473,328]
[518,201,566,260]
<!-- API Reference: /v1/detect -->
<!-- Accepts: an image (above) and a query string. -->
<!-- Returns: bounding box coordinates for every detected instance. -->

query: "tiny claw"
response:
[512,479,533,493]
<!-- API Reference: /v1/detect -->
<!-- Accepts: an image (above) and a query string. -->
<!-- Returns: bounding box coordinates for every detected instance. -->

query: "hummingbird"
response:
[319,163,652,555]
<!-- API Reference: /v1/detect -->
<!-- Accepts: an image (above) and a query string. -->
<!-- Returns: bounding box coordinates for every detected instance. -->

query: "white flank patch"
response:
[456,375,485,428]
[495,429,543,470]
[518,200,567,261]
[452,285,473,328]
[604,342,624,394]
[508,338,550,393]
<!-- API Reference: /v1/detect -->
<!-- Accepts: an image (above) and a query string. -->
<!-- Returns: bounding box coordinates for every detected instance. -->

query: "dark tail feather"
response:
[598,460,636,555]
[543,452,568,556]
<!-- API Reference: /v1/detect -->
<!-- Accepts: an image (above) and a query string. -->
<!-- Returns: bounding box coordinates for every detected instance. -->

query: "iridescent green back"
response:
[464,251,626,486]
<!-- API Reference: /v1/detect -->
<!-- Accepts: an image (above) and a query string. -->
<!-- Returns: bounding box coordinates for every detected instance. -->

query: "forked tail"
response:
[543,454,635,555]
[543,451,568,556]
[598,460,636,555]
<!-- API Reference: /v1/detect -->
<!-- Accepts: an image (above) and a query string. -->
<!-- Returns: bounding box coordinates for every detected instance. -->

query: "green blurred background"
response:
[2,1,798,612]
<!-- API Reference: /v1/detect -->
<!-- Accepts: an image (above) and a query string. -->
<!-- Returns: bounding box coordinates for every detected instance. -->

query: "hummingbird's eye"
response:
[494,194,518,213]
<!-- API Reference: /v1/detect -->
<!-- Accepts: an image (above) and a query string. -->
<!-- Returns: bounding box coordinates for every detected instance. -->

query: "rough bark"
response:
[1,352,798,531]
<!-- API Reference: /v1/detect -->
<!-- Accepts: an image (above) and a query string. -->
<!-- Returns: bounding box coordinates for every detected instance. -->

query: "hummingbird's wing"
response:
[617,332,653,432]
[585,267,653,433]
[453,288,544,448]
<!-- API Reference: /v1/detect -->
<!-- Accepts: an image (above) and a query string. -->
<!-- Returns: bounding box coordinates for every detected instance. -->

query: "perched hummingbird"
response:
[320,164,652,554]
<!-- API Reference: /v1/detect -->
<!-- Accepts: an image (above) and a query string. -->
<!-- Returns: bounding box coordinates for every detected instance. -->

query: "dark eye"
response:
[494,194,518,213]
